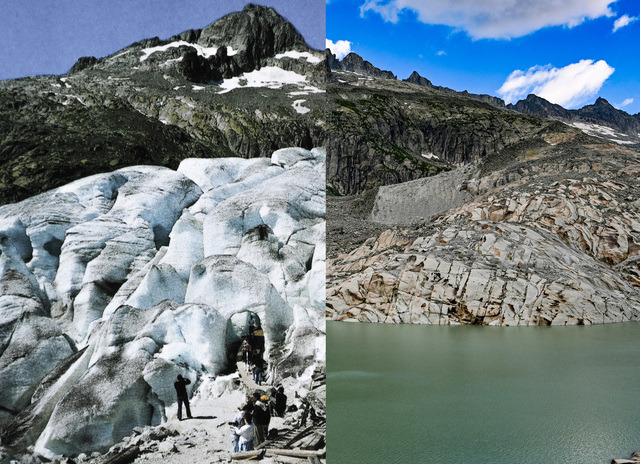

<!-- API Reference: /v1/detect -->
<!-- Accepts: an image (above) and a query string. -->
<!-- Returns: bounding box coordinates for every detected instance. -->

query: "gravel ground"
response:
[327,191,390,259]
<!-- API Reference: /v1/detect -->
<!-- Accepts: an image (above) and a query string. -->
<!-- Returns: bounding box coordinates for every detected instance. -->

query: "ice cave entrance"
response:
[228,311,265,366]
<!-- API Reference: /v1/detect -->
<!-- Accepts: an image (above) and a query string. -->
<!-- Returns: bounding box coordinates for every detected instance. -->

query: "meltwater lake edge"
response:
[327,321,640,464]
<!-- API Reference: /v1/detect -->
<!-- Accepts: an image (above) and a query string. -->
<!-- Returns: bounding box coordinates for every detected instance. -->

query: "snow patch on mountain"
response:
[275,50,322,64]
[139,41,239,62]
[570,122,637,145]
[293,99,310,114]
[217,67,310,94]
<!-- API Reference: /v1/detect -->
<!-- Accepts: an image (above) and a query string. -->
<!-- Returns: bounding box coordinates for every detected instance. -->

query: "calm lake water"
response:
[327,321,640,464]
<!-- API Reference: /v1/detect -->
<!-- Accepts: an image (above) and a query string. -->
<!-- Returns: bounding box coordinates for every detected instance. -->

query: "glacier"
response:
[0,147,325,458]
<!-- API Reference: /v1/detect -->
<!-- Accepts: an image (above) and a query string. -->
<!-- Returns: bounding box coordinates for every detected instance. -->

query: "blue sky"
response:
[0,0,325,81]
[327,0,640,114]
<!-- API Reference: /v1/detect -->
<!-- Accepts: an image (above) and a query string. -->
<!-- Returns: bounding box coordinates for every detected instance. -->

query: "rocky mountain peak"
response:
[507,93,572,119]
[576,96,640,135]
[329,52,396,79]
[68,4,316,82]
[403,71,432,87]
[594,96,613,107]
[0,6,326,205]
[198,4,308,60]
[68,56,98,74]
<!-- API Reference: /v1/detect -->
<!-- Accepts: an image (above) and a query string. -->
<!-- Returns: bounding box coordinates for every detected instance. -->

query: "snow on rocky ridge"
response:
[570,121,638,145]
[217,66,321,94]
[0,147,325,458]
[139,41,239,61]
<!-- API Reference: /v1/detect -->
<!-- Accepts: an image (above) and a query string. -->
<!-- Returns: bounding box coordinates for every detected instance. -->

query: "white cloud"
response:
[618,98,634,108]
[326,39,352,59]
[613,14,638,32]
[359,0,616,39]
[497,59,615,108]
[436,50,446,56]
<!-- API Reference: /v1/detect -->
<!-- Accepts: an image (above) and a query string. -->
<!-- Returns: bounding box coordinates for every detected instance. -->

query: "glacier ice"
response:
[0,148,325,457]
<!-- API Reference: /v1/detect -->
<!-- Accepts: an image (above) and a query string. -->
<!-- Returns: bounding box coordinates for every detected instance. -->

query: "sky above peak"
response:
[0,0,325,81]
[327,0,640,113]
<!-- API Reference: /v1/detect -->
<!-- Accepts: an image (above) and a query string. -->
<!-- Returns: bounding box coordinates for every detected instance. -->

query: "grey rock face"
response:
[327,222,640,325]
[370,165,478,225]
[327,140,640,326]
[329,52,396,79]
[327,74,576,195]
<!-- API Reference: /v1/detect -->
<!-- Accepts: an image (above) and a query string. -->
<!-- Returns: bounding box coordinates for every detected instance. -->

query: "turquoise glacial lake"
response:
[327,321,640,464]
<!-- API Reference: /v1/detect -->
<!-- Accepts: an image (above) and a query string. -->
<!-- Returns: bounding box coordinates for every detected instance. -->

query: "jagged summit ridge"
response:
[72,4,319,82]
[509,94,640,145]
[404,70,432,87]
[327,51,396,80]
[328,52,640,147]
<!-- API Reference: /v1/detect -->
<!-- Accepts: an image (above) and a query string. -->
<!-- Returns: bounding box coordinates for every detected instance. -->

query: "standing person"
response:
[267,387,277,416]
[252,358,263,385]
[275,386,287,417]
[230,404,251,453]
[252,393,270,445]
[234,412,255,451]
[174,374,192,420]
[241,338,252,372]
[248,316,255,337]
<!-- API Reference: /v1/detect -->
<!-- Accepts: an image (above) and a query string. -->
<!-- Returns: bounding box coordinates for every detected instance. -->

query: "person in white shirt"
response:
[230,406,248,453]
[234,412,255,451]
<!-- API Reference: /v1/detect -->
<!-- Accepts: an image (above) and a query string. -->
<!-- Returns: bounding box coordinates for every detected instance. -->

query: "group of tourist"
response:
[230,387,288,452]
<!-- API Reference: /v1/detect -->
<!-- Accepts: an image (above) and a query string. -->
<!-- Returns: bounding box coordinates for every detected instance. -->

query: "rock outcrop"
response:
[327,140,640,326]
[402,70,506,108]
[0,147,325,458]
[328,52,396,80]
[507,94,572,120]
[403,71,432,87]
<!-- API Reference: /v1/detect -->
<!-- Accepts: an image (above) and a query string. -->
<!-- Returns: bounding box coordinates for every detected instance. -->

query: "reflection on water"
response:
[327,321,640,464]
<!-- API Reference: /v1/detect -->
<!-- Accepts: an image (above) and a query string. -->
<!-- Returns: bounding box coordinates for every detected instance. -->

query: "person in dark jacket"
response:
[252,357,263,385]
[252,393,270,445]
[174,374,192,420]
[275,386,287,417]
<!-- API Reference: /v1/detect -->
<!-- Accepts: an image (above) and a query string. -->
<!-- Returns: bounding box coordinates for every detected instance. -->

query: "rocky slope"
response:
[509,95,640,146]
[327,53,639,198]
[0,5,326,204]
[0,147,326,459]
[385,64,640,147]
[327,130,640,325]
[327,65,580,195]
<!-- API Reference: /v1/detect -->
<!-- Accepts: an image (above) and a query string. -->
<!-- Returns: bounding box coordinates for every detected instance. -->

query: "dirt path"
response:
[237,361,273,391]
[130,372,289,464]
